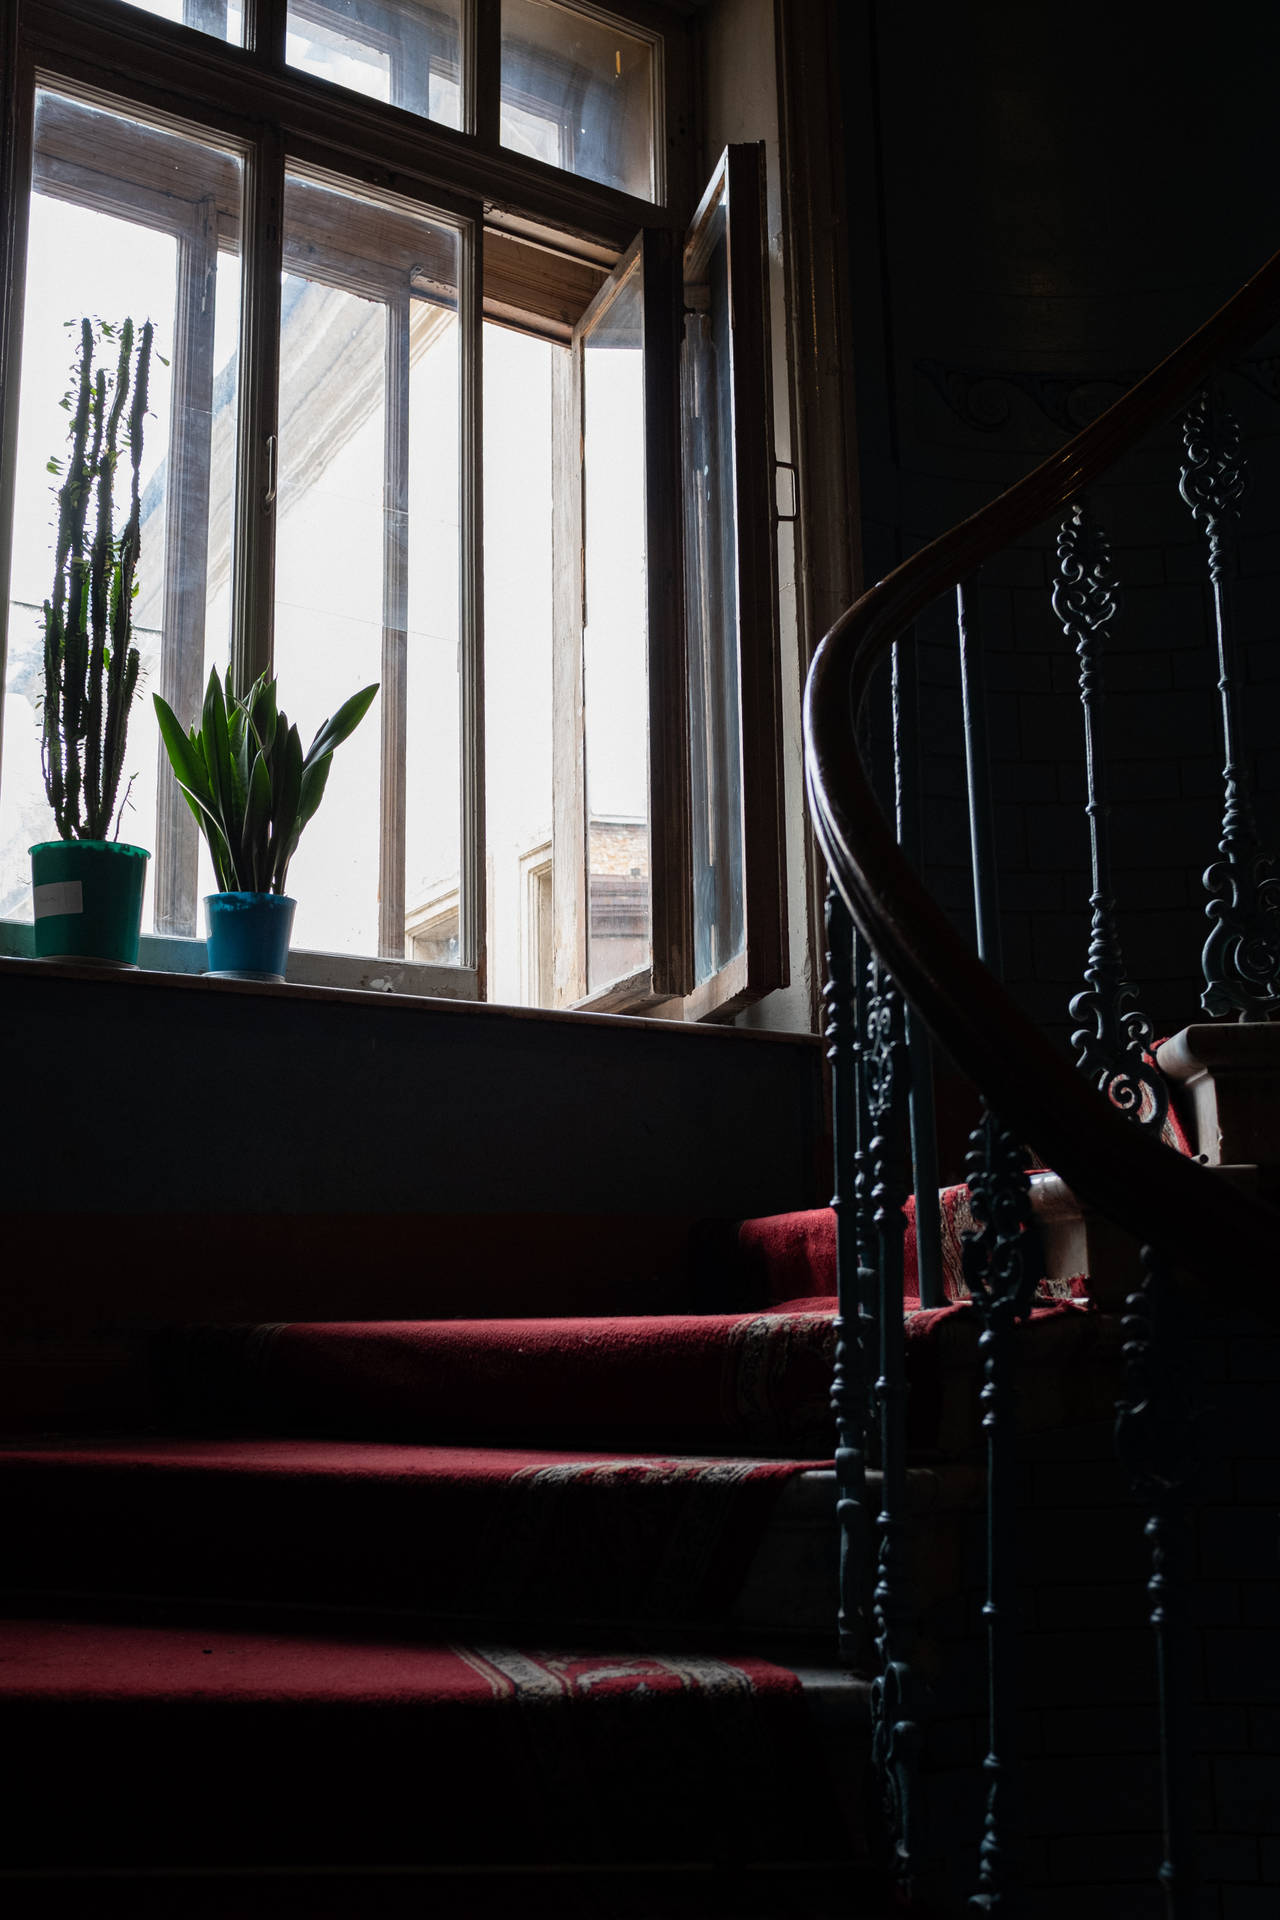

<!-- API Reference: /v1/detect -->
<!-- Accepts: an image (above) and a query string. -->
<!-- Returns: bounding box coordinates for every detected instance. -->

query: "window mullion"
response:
[472,0,501,147]
[154,193,220,935]
[377,289,410,959]
[231,125,284,694]
[550,340,586,1006]
[248,0,289,65]
[460,206,486,985]
[0,39,34,822]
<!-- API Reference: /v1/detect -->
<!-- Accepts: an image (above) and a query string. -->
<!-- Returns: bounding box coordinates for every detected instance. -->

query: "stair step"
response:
[0,1864,895,1920]
[0,1436,826,1630]
[156,1313,839,1455]
[0,1614,871,1876]
[155,1299,1120,1465]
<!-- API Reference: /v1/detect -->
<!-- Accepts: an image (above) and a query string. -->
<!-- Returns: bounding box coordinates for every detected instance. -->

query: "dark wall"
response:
[2,960,821,1212]
[0,959,823,1383]
[840,2,1280,1051]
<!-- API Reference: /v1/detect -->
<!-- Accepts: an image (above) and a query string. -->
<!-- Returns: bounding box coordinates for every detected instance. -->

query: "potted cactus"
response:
[154,666,377,981]
[30,315,155,965]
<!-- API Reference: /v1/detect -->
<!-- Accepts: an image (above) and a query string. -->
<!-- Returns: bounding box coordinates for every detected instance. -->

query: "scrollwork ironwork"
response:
[962,1102,1036,1916]
[823,880,870,1662]
[1052,501,1169,1131]
[864,950,920,1897]
[1115,1245,1199,1918]
[1179,387,1246,576]
[1179,387,1280,1020]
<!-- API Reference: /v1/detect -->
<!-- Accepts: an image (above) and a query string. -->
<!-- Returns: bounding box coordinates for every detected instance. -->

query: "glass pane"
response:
[1,91,243,934]
[683,180,745,984]
[287,0,464,131]
[118,0,245,42]
[275,172,462,962]
[484,324,556,1007]
[501,0,657,201]
[582,262,650,992]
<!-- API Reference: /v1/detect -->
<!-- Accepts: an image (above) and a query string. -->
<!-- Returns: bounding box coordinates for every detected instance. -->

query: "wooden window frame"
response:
[0,0,793,1023]
[680,143,788,1015]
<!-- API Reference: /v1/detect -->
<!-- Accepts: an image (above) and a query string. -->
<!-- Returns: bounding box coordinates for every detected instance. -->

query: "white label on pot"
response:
[33,880,84,919]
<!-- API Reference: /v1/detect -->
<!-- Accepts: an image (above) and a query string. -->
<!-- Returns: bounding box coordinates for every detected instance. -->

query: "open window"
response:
[678,143,786,1018]
[0,13,784,1021]
[551,226,686,1011]
[549,142,785,1019]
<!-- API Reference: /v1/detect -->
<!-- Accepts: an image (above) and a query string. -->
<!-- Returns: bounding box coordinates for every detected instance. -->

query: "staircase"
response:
[7,156,1280,1920]
[0,1200,877,1914]
[0,1080,1157,1920]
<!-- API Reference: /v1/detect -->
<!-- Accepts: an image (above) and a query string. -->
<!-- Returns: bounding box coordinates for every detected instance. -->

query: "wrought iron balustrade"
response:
[805,246,1280,1915]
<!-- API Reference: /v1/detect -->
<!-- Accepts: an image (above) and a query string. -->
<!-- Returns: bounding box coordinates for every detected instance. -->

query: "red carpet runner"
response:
[0,1616,836,1871]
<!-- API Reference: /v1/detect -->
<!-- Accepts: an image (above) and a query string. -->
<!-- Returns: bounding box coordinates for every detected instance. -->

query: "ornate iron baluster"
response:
[957,574,1039,1907]
[824,879,871,1662]
[1116,1245,1199,1920]
[1179,386,1280,1018]
[957,581,1003,977]
[1052,500,1169,1130]
[962,1105,1038,1917]
[853,936,879,1431]
[894,637,946,1309]
[864,950,919,1895]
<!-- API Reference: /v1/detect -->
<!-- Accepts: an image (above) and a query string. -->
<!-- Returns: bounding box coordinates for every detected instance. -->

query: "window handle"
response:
[263,433,277,509]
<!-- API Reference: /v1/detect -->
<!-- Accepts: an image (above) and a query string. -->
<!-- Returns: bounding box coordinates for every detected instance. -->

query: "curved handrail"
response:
[805,245,1280,1317]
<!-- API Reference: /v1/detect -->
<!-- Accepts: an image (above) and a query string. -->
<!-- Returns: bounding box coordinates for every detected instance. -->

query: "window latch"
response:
[263,433,277,510]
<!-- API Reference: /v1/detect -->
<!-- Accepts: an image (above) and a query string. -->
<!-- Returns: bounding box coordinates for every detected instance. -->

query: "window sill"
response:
[0,919,479,1002]
[0,948,820,1047]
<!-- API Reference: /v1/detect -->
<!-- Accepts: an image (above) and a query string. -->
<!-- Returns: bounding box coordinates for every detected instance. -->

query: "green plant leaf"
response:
[269,723,304,892]
[207,816,238,893]
[296,751,332,835]
[242,747,273,892]
[153,693,235,861]
[301,684,378,771]
[248,674,278,761]
[153,694,214,808]
[202,666,233,833]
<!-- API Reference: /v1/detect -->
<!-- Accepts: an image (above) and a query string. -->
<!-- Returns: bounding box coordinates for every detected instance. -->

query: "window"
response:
[500,0,660,200]
[0,0,783,1019]
[286,0,465,128]
[2,91,244,935]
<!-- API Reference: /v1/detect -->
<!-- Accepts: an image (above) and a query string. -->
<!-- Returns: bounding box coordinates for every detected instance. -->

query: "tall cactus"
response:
[42,315,154,841]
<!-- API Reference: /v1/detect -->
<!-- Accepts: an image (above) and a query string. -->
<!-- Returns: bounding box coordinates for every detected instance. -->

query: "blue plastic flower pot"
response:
[30,839,150,966]
[204,892,296,982]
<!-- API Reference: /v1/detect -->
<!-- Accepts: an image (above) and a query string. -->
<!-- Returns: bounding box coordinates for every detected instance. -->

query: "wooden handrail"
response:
[805,245,1280,1319]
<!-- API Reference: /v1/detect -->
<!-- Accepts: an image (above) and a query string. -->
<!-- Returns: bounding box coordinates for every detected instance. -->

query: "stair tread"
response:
[156,1311,841,1456]
[0,1613,868,1875]
[0,1611,864,1699]
[0,1434,832,1630]
[0,1434,828,1473]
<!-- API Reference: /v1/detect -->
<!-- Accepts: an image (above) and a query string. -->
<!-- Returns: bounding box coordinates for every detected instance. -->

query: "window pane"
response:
[501,0,657,201]
[287,0,464,131]
[582,262,649,991]
[275,172,462,962]
[1,92,243,934]
[118,0,245,43]
[484,324,556,1007]
[683,184,745,984]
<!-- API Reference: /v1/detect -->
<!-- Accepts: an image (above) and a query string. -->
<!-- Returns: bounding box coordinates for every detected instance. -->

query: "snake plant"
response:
[154,667,377,895]
[42,315,154,841]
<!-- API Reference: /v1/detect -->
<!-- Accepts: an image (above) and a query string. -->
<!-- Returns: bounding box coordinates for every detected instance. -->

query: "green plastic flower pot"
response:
[29,839,150,966]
